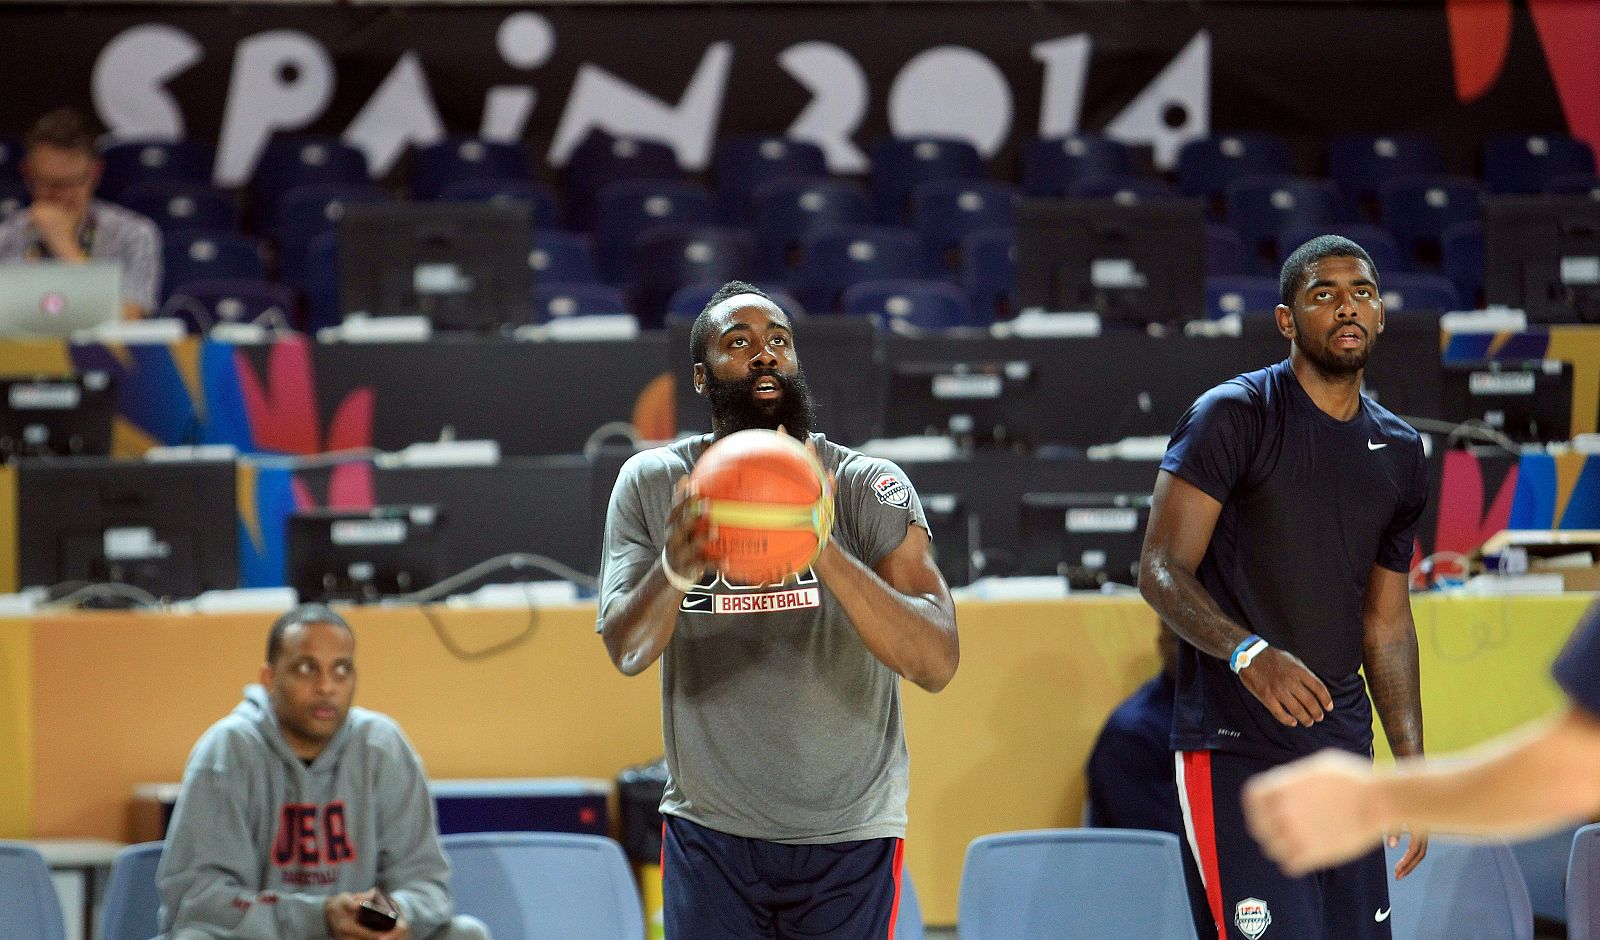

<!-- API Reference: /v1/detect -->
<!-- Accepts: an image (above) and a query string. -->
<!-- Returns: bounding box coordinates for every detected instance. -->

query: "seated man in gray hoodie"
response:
[156,603,488,940]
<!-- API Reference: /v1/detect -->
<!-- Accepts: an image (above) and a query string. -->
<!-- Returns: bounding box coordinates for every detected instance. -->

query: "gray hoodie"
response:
[156,685,456,938]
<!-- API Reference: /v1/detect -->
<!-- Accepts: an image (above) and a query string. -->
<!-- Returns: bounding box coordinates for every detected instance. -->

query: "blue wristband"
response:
[1230,634,1268,673]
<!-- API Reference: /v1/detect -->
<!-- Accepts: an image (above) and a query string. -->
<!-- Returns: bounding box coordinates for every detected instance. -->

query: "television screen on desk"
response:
[882,359,1037,452]
[0,371,115,461]
[288,504,447,603]
[16,458,238,601]
[1441,360,1572,444]
[1015,198,1206,330]
[338,202,534,332]
[1018,491,1151,587]
[1484,195,1600,324]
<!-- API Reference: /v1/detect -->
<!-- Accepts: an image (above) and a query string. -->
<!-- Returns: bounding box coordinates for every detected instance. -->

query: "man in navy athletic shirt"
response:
[1139,235,1429,940]
[1245,596,1600,872]
[597,282,959,938]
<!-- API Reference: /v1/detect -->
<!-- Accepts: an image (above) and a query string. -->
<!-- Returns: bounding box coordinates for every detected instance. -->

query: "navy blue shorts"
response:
[661,814,905,939]
[1178,750,1392,940]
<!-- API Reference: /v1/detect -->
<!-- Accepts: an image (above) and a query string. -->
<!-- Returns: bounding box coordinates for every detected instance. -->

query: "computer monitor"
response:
[1015,198,1206,330]
[338,202,534,332]
[0,371,115,460]
[1483,195,1600,324]
[15,457,239,600]
[920,492,976,587]
[882,359,1037,451]
[1441,360,1572,443]
[0,261,122,337]
[287,504,446,603]
[1018,491,1152,587]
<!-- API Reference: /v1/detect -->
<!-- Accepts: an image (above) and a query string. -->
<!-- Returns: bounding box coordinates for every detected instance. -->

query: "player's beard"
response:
[1293,311,1372,377]
[705,367,816,441]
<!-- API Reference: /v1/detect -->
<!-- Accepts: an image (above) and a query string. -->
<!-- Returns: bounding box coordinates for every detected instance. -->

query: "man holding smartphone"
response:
[156,604,489,940]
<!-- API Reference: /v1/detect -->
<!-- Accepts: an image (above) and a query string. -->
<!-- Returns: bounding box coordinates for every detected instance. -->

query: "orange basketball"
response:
[689,429,835,585]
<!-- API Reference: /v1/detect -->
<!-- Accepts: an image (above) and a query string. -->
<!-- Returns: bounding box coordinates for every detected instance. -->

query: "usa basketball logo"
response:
[1234,897,1272,939]
[873,473,910,508]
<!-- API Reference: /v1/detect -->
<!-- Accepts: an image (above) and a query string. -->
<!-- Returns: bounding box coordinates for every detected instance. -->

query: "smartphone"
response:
[355,888,399,932]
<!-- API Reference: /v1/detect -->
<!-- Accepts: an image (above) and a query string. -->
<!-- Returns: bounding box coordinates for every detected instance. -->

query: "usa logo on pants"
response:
[1234,897,1272,939]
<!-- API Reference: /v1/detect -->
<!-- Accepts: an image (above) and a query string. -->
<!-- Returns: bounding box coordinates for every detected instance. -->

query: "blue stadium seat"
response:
[869,136,985,224]
[563,132,682,232]
[0,134,22,183]
[272,182,389,291]
[1277,223,1406,275]
[1205,223,1248,276]
[412,136,530,200]
[1568,822,1600,940]
[959,829,1198,939]
[533,281,632,323]
[1508,824,1582,929]
[790,224,924,314]
[1067,175,1180,201]
[0,841,67,940]
[1380,174,1484,269]
[1021,134,1133,197]
[912,179,1017,276]
[1484,133,1597,194]
[438,177,560,229]
[1441,220,1484,308]
[162,230,264,299]
[1177,132,1292,208]
[98,139,213,202]
[751,177,872,279]
[161,278,298,333]
[1327,133,1444,218]
[1380,271,1461,313]
[1205,275,1280,320]
[304,229,340,332]
[116,180,239,234]
[250,136,369,233]
[530,229,599,285]
[1546,173,1600,198]
[897,868,924,940]
[592,180,717,284]
[632,225,756,329]
[100,841,163,940]
[1386,838,1533,940]
[1226,175,1343,274]
[843,278,974,332]
[712,135,828,223]
[0,178,30,220]
[960,227,1014,324]
[442,832,644,940]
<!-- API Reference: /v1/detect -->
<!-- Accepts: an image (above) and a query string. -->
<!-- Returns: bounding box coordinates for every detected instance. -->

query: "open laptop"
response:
[0,261,122,337]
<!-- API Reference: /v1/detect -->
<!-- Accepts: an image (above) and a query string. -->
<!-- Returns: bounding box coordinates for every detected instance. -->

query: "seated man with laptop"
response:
[0,107,160,320]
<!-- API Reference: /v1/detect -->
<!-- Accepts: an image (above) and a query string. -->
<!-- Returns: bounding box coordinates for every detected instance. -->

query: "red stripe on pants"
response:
[1183,751,1228,940]
[886,838,905,939]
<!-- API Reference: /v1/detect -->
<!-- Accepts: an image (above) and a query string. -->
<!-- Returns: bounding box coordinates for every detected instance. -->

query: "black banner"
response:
[0,1,1584,186]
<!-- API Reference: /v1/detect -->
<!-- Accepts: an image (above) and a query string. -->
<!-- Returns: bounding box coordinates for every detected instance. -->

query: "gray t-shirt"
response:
[598,432,929,843]
[0,198,161,312]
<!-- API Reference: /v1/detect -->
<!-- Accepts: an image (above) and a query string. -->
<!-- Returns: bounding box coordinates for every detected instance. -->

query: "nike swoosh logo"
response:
[1375,908,1391,922]
[1367,440,1388,450]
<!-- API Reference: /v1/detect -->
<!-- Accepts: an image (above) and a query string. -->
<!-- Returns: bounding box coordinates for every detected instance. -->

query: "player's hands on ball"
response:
[667,477,718,583]
[1239,647,1334,727]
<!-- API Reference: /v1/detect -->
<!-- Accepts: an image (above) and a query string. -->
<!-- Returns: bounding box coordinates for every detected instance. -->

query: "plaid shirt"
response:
[0,199,161,312]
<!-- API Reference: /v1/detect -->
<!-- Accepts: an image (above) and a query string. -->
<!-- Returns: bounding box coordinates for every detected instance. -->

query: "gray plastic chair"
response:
[441,831,644,940]
[1385,837,1533,940]
[101,841,164,940]
[0,841,68,940]
[958,828,1198,939]
[1568,822,1600,940]
[896,866,925,939]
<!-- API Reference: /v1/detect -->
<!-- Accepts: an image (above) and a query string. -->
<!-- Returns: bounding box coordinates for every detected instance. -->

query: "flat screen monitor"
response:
[1441,359,1572,444]
[882,359,1036,451]
[288,504,446,603]
[1015,198,1206,330]
[0,371,115,460]
[338,202,534,332]
[919,492,976,587]
[1484,195,1600,324]
[0,261,122,337]
[1018,491,1152,587]
[16,458,239,601]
